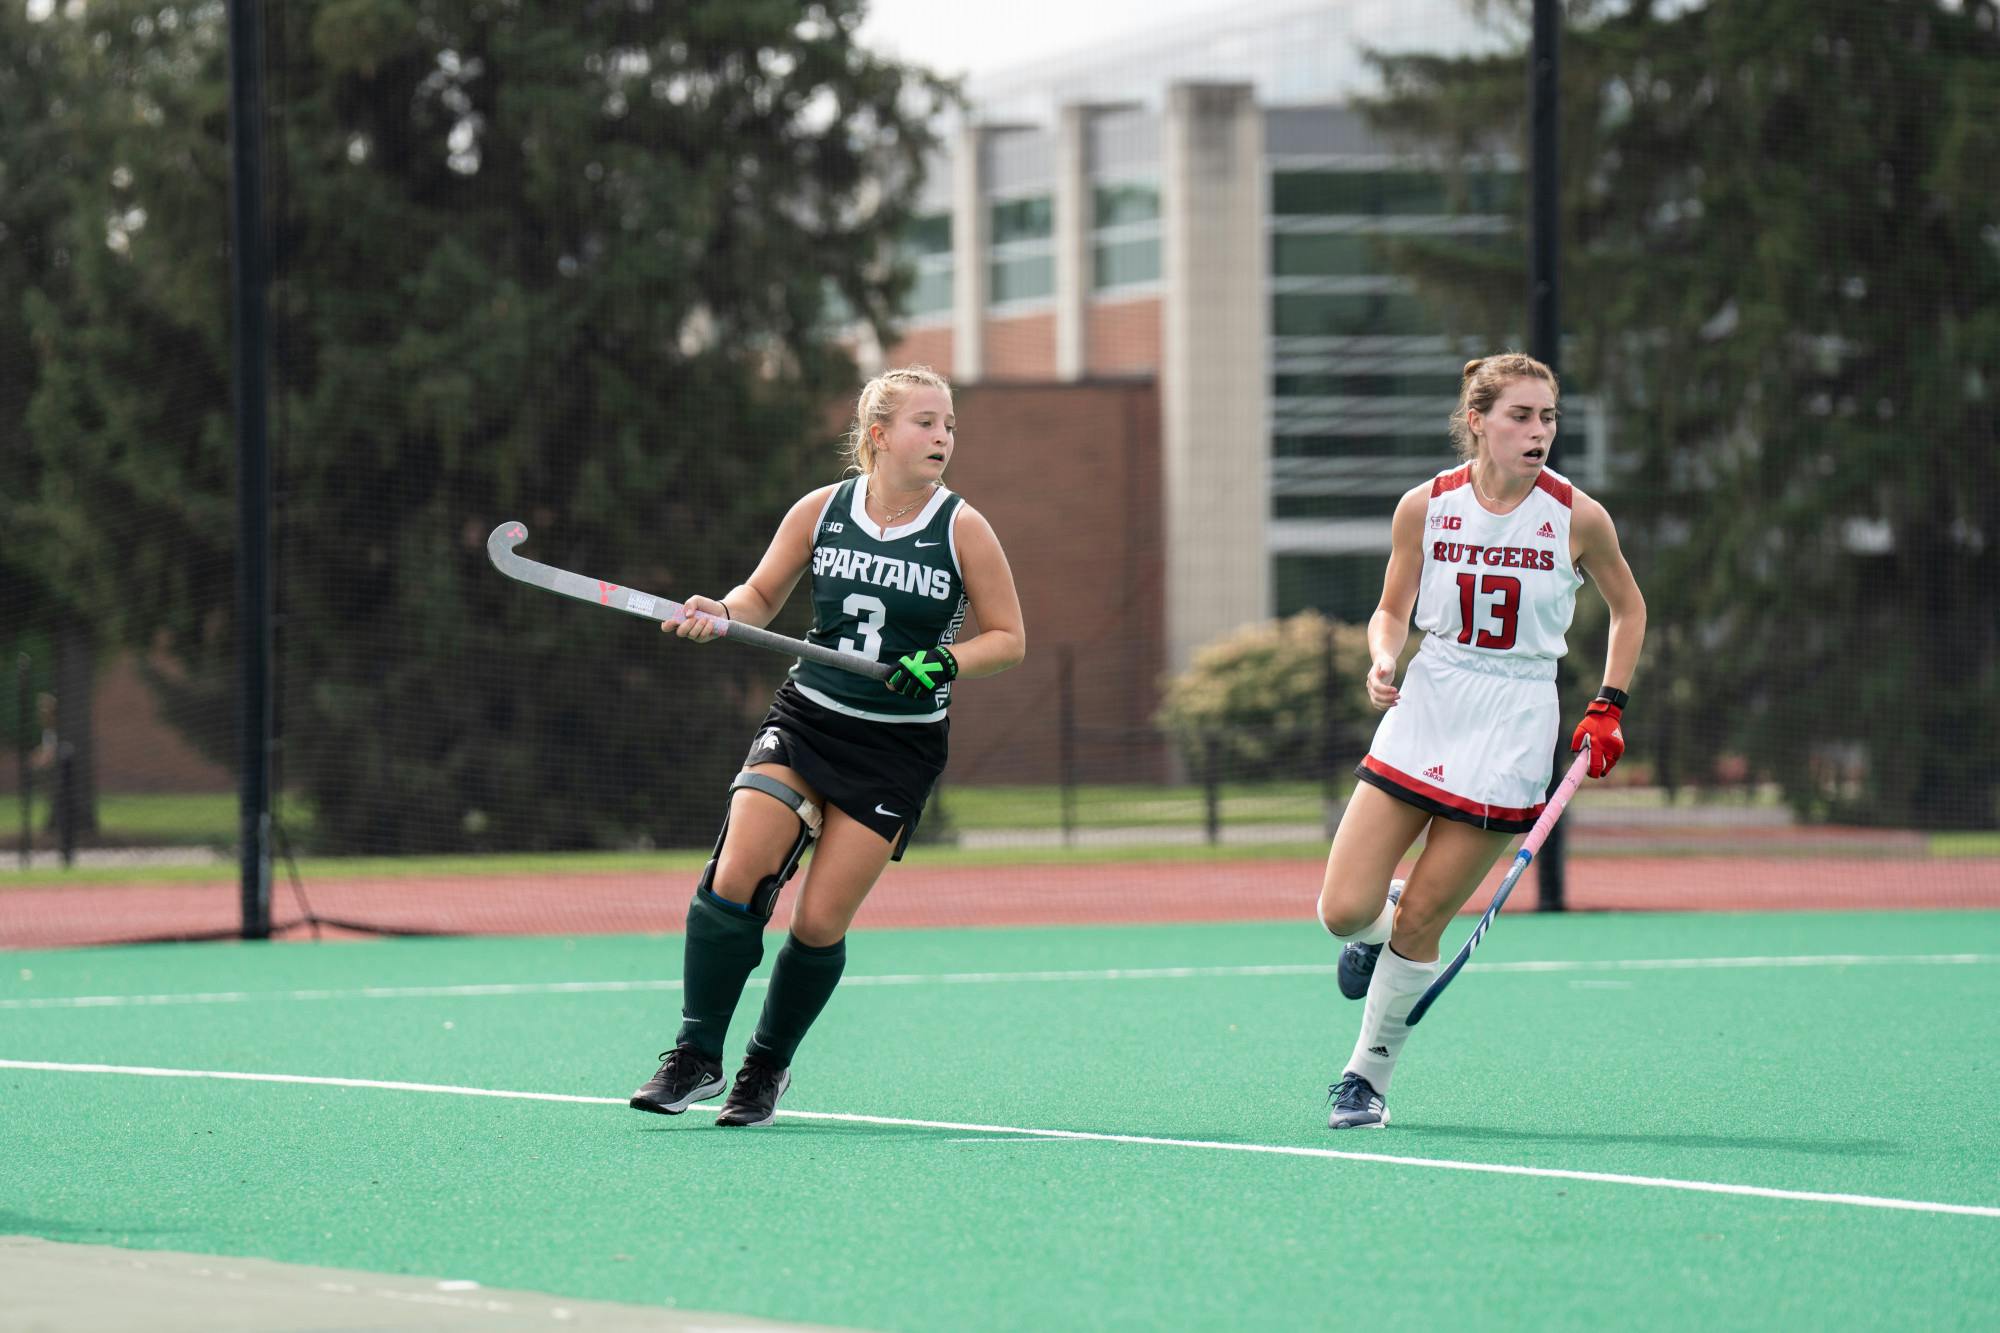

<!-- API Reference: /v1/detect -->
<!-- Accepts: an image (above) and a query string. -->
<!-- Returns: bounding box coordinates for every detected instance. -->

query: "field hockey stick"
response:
[1404,742,1595,1027]
[487,521,892,682]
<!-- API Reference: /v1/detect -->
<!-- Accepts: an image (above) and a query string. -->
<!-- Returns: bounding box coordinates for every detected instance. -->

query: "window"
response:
[1274,554,1389,623]
[1274,371,1463,399]
[1094,183,1159,228]
[1093,181,1161,293]
[1271,170,1521,217]
[906,266,952,317]
[904,212,951,257]
[1275,434,1452,460]
[1271,233,1383,276]
[1094,238,1160,289]
[1273,494,1396,519]
[989,194,1054,308]
[990,254,1054,304]
[1272,292,1443,338]
[990,196,1053,245]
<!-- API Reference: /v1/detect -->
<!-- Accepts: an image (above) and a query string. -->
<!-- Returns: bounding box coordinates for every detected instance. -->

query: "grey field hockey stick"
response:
[1404,742,1595,1027]
[487,521,892,682]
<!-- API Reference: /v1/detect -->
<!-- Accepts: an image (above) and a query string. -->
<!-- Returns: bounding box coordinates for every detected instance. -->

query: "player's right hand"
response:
[669,595,729,642]
[1364,655,1400,711]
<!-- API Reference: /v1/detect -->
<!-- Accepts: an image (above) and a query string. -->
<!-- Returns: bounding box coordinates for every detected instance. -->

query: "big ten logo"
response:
[823,522,845,535]
[1429,514,1464,531]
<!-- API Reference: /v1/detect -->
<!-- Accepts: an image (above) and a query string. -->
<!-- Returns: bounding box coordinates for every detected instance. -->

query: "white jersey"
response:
[1412,463,1585,671]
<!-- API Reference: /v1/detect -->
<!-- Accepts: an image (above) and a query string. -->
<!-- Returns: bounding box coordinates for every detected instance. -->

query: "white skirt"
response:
[1357,638,1561,834]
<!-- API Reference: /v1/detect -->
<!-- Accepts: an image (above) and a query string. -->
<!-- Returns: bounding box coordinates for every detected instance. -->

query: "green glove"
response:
[885,645,959,699]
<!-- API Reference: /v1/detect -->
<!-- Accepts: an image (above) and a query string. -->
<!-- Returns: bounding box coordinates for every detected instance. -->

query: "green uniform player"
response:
[790,476,968,722]
[629,365,1026,1128]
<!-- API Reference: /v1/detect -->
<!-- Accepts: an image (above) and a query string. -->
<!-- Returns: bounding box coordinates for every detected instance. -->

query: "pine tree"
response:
[1364,0,2000,827]
[16,0,952,851]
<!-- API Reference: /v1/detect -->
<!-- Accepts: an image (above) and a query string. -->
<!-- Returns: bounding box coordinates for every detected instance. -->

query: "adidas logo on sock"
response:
[1423,764,1445,781]
[1368,1045,1389,1057]
[1537,521,1556,538]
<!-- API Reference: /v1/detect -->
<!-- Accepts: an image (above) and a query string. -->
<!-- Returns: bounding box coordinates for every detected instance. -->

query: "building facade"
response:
[878,0,1604,674]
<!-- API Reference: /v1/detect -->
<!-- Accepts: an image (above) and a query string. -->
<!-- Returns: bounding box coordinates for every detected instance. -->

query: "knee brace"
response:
[695,771,821,920]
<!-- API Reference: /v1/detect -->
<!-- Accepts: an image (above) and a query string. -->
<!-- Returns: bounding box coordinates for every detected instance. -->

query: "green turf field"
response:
[5,911,1998,1330]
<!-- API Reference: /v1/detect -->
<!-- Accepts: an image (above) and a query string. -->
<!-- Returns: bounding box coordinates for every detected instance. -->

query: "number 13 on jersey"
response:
[1455,573,1521,650]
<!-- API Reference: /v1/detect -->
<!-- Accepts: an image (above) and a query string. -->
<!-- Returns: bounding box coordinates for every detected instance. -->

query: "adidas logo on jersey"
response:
[1537,521,1556,538]
[1423,764,1445,782]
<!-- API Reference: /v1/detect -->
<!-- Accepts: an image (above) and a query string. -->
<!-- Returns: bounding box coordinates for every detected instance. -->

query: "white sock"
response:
[1344,946,1437,1095]
[1328,884,1397,946]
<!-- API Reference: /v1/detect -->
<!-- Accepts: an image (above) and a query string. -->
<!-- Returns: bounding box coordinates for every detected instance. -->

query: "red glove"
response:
[1571,698,1625,777]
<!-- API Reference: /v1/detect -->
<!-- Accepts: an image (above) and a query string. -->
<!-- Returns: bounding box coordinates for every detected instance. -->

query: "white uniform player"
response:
[1315,353,1646,1135]
[1357,463,1585,833]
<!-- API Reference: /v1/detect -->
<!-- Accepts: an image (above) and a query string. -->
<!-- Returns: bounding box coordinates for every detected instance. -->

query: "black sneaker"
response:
[1327,1071,1389,1130]
[629,1046,725,1115]
[714,1057,792,1127]
[1336,880,1404,1001]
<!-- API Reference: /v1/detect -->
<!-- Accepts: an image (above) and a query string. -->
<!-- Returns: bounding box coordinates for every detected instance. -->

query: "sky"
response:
[854,0,1263,84]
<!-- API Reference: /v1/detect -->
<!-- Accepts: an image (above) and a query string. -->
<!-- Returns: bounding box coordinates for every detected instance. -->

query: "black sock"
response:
[674,889,766,1063]
[746,933,847,1069]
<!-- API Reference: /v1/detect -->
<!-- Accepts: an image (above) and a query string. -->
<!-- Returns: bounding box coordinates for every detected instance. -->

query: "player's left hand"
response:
[1571,698,1624,777]
[886,645,958,699]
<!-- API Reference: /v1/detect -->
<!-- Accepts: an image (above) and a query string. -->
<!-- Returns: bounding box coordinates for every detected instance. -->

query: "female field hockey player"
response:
[1317,353,1646,1129]
[630,365,1026,1127]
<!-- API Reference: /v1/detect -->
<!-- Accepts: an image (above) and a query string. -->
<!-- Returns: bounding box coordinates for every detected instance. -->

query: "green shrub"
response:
[1156,612,1374,780]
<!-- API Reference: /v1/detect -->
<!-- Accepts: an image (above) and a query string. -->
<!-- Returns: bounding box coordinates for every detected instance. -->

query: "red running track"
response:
[5,855,1999,949]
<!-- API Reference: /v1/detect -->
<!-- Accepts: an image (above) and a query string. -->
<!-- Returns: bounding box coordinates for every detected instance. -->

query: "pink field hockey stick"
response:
[1404,742,1595,1027]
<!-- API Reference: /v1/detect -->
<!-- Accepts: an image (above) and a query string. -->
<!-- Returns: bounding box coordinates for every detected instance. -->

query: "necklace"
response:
[1470,462,1514,509]
[873,482,934,526]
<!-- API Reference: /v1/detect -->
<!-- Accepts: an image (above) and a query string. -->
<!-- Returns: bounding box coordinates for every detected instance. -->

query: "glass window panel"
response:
[1275,554,1389,623]
[990,254,1054,304]
[1273,171,1450,216]
[903,212,951,257]
[1273,494,1404,520]
[1464,170,1524,213]
[990,195,1053,244]
[1093,183,1160,228]
[1272,169,1524,217]
[1273,371,1463,398]
[1272,292,1443,337]
[1271,232,1384,276]
[1274,434,1452,459]
[1093,237,1160,289]
[907,266,953,316]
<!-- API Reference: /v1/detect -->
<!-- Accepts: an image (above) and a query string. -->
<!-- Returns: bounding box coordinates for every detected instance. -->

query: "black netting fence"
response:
[3,0,1995,947]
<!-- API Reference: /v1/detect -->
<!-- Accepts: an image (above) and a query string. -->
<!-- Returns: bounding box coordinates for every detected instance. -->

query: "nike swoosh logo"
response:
[914,540,941,548]
[874,803,900,818]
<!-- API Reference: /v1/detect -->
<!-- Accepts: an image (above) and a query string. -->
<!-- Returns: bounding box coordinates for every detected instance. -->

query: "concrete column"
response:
[1054,104,1090,381]
[1161,82,1268,673]
[950,122,988,383]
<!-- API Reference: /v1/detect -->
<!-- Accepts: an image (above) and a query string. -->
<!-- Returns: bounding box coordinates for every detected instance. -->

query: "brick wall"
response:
[941,378,1168,784]
[1088,295,1162,376]
[980,311,1058,381]
[887,324,953,375]
[4,378,1170,800]
[0,654,232,796]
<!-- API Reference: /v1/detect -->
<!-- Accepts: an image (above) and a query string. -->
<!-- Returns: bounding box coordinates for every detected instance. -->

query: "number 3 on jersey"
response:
[1455,573,1521,650]
[838,593,887,660]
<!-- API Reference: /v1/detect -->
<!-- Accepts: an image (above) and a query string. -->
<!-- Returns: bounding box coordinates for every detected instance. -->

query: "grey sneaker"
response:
[1327,1071,1389,1130]
[629,1045,725,1115]
[1336,880,1404,1000]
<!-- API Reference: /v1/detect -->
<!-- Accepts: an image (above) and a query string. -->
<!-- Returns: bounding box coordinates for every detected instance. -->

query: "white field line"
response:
[2,953,1996,1011]
[2,1058,1996,1222]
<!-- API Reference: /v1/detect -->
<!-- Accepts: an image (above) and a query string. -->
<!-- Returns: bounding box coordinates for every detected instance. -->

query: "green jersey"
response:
[790,477,969,722]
